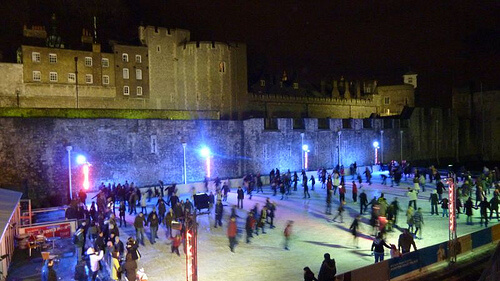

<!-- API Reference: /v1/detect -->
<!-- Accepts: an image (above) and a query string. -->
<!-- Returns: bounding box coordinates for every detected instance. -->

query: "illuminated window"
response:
[260,80,266,87]
[49,53,57,63]
[32,71,41,81]
[135,55,142,63]
[85,57,93,67]
[384,97,390,105]
[123,68,129,79]
[219,61,225,73]
[32,52,41,63]
[85,74,93,84]
[102,58,109,67]
[408,77,413,84]
[49,72,58,82]
[68,73,76,83]
[136,69,142,80]
[103,75,109,85]
[293,82,299,89]
[137,86,143,96]
[122,53,129,62]
[123,86,130,95]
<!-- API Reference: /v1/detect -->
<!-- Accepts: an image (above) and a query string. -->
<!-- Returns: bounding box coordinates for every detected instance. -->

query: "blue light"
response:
[76,155,87,165]
[373,141,379,148]
[200,147,211,158]
[302,144,309,151]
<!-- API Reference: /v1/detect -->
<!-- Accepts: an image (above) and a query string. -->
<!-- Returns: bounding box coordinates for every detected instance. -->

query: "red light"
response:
[83,164,90,190]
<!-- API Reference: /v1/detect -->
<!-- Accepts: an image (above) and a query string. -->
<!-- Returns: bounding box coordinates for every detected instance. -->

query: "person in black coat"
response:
[214,199,223,228]
[464,197,475,225]
[304,267,318,281]
[479,197,491,227]
[490,193,499,221]
[237,186,244,209]
[317,253,336,281]
[359,191,368,215]
[429,190,439,215]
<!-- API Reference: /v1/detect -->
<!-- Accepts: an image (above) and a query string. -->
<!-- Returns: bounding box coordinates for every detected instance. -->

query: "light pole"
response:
[380,130,384,164]
[337,131,341,166]
[300,133,305,170]
[373,141,380,165]
[302,145,310,170]
[182,142,187,185]
[400,130,403,163]
[66,146,73,201]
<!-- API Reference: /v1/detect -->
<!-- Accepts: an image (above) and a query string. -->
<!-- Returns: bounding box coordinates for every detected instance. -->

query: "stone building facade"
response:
[110,43,149,99]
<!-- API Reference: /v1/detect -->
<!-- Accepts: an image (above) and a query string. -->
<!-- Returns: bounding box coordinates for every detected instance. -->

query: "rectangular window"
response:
[123,68,129,79]
[123,86,130,95]
[102,58,109,67]
[68,73,76,83]
[49,72,58,82]
[85,74,93,84]
[293,82,299,89]
[135,55,142,63]
[32,71,41,81]
[136,69,142,80]
[219,61,225,73]
[384,97,391,105]
[49,53,57,63]
[85,57,93,67]
[157,46,161,53]
[150,135,158,154]
[137,86,143,96]
[103,75,110,85]
[260,80,266,87]
[32,52,41,63]
[408,77,413,83]
[122,53,129,62]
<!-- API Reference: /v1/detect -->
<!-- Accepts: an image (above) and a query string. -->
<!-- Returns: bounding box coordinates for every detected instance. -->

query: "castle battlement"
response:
[250,93,376,106]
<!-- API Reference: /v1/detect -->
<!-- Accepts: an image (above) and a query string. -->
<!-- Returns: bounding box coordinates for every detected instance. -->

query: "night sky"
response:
[1,0,499,107]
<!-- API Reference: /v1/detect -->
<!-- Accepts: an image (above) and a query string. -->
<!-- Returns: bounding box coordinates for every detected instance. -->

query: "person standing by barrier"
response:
[430,190,439,215]
[398,229,417,254]
[317,253,336,281]
[371,232,391,263]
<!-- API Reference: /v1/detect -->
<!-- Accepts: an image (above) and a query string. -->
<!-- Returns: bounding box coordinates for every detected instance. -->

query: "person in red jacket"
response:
[170,235,182,256]
[227,217,238,252]
[352,181,358,202]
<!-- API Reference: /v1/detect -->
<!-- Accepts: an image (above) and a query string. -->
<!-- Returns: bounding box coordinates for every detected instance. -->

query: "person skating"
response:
[352,181,358,202]
[245,212,256,243]
[371,232,391,263]
[398,228,417,254]
[317,253,336,281]
[310,175,316,191]
[440,197,449,217]
[303,267,318,281]
[390,198,401,225]
[407,188,417,209]
[134,212,146,246]
[350,215,361,248]
[364,167,372,185]
[359,190,368,215]
[464,197,475,225]
[170,234,182,256]
[119,201,127,227]
[332,202,345,223]
[303,174,311,198]
[87,247,104,281]
[338,184,346,203]
[479,197,491,227]
[237,186,244,209]
[284,220,293,250]
[406,206,415,233]
[256,206,268,234]
[436,180,446,200]
[280,183,287,200]
[490,192,499,221]
[429,190,439,215]
[266,199,276,228]
[412,208,424,239]
[214,199,224,228]
[227,217,238,252]
[147,212,159,244]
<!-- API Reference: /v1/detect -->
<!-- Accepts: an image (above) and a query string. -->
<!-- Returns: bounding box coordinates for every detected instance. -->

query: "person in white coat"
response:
[87,247,104,281]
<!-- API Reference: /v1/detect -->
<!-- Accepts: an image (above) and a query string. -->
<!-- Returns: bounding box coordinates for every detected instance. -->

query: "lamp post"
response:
[302,145,310,170]
[182,142,187,185]
[337,131,341,166]
[373,141,380,165]
[66,146,73,201]
[200,147,211,179]
[300,133,305,170]
[380,130,384,164]
[400,130,403,163]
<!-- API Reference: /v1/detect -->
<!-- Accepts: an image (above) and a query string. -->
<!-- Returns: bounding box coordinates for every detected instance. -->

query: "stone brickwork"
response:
[0,112,461,206]
[0,63,23,107]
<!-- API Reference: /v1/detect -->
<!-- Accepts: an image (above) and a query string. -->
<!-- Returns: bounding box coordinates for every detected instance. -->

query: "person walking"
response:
[227,217,238,252]
[317,253,337,281]
[429,190,439,215]
[284,220,293,250]
[371,232,391,263]
[237,186,244,209]
[134,212,146,246]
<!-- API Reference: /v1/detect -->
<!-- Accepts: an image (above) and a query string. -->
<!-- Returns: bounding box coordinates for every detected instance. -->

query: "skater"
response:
[479,197,490,227]
[214,199,223,228]
[303,267,318,281]
[364,167,372,185]
[338,184,345,203]
[464,197,474,225]
[245,212,255,243]
[237,186,244,209]
[398,229,417,254]
[381,173,388,185]
[490,192,499,221]
[119,201,127,227]
[359,190,368,215]
[413,208,424,239]
[436,180,446,200]
[280,183,287,200]
[170,234,182,256]
[284,220,293,250]
[310,175,316,191]
[390,198,401,225]
[256,206,267,234]
[406,206,415,233]
[303,175,311,198]
[325,188,332,215]
[429,190,439,215]
[371,232,391,263]
[407,188,417,209]
[227,217,238,252]
[350,215,361,248]
[134,212,146,246]
[352,181,358,202]
[332,202,345,223]
[440,197,449,217]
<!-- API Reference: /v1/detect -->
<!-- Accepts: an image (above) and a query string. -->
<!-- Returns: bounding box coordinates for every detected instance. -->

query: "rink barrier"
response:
[335,224,500,281]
